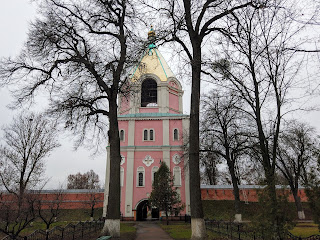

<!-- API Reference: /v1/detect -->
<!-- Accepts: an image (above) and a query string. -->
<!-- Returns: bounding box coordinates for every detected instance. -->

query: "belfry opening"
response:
[141,78,157,107]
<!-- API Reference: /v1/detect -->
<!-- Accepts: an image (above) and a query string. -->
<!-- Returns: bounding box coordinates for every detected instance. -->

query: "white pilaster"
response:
[179,92,183,113]
[124,120,135,217]
[125,150,135,217]
[159,84,169,113]
[163,150,170,169]
[163,119,169,146]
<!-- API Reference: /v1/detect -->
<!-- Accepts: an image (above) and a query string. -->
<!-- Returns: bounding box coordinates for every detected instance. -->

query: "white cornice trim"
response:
[118,145,184,152]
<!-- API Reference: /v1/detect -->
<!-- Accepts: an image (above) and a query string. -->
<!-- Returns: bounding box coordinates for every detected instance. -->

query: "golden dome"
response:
[148,25,156,39]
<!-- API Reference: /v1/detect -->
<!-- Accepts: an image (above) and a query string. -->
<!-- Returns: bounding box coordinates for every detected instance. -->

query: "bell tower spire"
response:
[147,25,156,44]
[120,26,184,114]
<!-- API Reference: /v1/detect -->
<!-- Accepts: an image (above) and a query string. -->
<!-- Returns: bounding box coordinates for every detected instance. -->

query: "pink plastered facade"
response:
[104,44,190,221]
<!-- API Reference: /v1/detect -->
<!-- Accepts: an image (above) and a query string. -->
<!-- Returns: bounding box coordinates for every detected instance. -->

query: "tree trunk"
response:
[102,94,121,237]
[252,64,280,234]
[189,42,206,239]
[91,206,94,219]
[292,187,305,219]
[265,170,280,236]
[102,19,126,237]
[166,211,169,225]
[265,170,277,208]
[227,161,241,215]
[182,0,206,237]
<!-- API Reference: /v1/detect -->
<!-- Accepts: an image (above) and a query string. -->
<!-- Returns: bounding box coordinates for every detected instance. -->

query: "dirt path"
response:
[135,222,173,240]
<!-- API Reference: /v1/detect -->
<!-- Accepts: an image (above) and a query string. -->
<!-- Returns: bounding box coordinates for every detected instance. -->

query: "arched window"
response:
[138,173,143,186]
[173,129,179,141]
[173,166,181,186]
[119,129,125,141]
[141,79,157,107]
[149,129,154,141]
[143,129,148,141]
[120,167,124,187]
[152,166,159,182]
[137,167,145,187]
[143,129,155,141]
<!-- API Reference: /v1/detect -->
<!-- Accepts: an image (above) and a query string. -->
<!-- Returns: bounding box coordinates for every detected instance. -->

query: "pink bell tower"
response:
[103,27,190,221]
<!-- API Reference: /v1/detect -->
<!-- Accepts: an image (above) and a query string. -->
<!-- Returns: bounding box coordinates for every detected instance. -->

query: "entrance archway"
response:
[136,200,160,221]
[136,200,148,221]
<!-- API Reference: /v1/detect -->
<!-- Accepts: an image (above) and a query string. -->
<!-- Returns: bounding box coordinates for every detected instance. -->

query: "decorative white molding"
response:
[137,166,145,187]
[172,154,181,165]
[120,167,124,187]
[143,155,154,167]
[120,155,125,165]
[173,166,181,186]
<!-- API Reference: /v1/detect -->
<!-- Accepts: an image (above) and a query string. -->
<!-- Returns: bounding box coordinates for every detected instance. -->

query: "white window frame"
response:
[137,166,145,187]
[142,128,155,141]
[143,129,148,141]
[119,129,125,142]
[173,128,179,141]
[149,128,155,141]
[151,166,159,183]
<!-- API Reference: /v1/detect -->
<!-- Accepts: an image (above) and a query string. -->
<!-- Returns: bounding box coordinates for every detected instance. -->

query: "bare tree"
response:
[143,1,260,237]
[199,151,220,185]
[0,112,59,198]
[277,120,320,220]
[200,90,250,221]
[67,170,102,221]
[0,0,143,237]
[0,193,37,239]
[84,189,103,221]
[207,1,310,237]
[36,188,65,231]
[303,157,320,230]
[67,170,100,189]
[0,112,59,239]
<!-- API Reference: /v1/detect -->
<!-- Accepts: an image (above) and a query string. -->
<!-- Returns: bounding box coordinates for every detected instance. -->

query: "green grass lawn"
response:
[202,200,320,238]
[120,222,136,240]
[202,200,312,221]
[23,221,68,233]
[159,221,320,239]
[160,222,191,239]
[0,208,104,238]
[0,208,135,240]
[290,223,320,238]
[2,204,319,240]
[23,220,136,240]
[160,222,231,240]
[54,208,103,221]
[202,200,267,221]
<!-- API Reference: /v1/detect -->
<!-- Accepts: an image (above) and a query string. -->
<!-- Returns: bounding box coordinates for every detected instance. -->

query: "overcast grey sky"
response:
[0,0,192,189]
[0,1,109,189]
[0,1,319,189]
